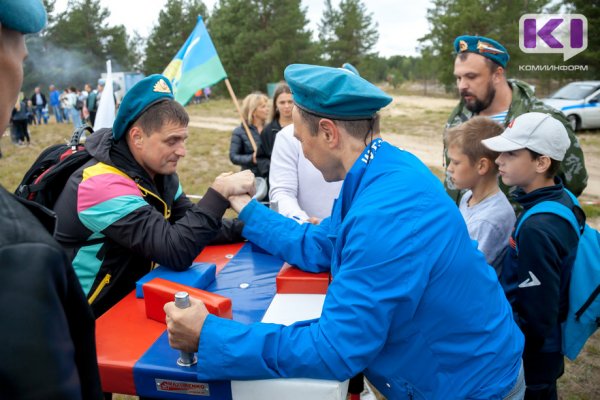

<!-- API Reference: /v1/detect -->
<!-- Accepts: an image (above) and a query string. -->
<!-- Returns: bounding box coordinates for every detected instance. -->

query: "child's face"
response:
[447,145,479,190]
[495,149,538,190]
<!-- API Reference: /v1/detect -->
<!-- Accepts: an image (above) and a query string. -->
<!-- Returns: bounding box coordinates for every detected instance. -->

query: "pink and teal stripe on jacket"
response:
[73,163,148,294]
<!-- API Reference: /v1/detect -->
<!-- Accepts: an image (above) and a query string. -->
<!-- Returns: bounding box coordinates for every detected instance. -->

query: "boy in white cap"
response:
[483,112,585,400]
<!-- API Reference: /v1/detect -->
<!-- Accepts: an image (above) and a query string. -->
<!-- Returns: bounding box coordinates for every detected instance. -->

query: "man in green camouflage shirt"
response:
[445,35,587,204]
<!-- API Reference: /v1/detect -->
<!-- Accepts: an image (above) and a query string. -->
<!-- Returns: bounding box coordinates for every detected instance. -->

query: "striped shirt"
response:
[489,110,508,124]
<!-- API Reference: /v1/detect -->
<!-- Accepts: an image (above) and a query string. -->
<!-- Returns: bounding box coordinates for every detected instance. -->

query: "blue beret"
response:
[113,74,175,141]
[284,64,392,120]
[0,0,46,34]
[454,35,509,68]
[342,62,360,77]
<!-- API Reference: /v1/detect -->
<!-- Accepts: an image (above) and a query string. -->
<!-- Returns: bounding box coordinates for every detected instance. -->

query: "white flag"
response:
[94,60,116,131]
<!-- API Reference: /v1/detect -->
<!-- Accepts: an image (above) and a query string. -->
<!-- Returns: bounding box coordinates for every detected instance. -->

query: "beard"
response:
[461,81,496,114]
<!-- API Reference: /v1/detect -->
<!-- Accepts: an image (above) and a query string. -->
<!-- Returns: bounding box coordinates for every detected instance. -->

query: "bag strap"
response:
[69,125,94,149]
[514,193,584,254]
[515,201,581,240]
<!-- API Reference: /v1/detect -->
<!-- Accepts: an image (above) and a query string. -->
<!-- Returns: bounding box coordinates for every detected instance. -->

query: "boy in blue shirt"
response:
[483,112,585,400]
[445,116,515,269]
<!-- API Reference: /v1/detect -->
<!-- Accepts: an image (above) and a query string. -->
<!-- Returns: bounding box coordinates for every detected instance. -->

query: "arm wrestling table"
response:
[95,242,349,399]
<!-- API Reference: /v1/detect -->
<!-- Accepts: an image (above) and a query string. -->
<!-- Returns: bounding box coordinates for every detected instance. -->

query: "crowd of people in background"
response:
[4,80,110,150]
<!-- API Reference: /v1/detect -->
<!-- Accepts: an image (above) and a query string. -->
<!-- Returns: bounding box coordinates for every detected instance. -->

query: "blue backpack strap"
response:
[514,201,581,253]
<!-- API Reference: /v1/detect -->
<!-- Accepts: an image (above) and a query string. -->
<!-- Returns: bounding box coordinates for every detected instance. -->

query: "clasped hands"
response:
[165,170,257,353]
[210,169,255,213]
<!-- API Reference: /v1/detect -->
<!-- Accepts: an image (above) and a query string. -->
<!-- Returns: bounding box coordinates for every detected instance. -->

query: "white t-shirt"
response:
[459,189,516,266]
[268,125,342,221]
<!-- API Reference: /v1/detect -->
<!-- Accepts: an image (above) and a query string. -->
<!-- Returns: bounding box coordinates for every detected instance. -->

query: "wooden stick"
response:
[224,78,257,153]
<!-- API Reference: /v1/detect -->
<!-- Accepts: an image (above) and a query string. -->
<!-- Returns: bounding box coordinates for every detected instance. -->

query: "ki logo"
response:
[519,14,588,61]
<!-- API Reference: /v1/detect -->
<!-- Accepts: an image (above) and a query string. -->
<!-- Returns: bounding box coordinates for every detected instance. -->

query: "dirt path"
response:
[384,131,600,201]
[189,116,238,131]
[188,101,600,201]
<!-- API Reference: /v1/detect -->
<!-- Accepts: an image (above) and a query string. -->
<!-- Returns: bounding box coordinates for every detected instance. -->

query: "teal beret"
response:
[0,0,47,34]
[342,62,360,77]
[113,74,174,141]
[454,35,509,68]
[284,64,392,120]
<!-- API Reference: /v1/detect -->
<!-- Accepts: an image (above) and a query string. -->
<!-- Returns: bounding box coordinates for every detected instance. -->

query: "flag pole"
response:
[224,78,257,153]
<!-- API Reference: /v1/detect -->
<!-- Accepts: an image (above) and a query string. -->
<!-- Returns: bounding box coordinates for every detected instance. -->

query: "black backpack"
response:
[15,125,93,209]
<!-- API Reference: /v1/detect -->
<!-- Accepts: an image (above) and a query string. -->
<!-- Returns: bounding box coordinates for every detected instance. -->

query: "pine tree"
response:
[318,0,379,67]
[208,0,318,95]
[143,0,209,75]
[564,0,600,77]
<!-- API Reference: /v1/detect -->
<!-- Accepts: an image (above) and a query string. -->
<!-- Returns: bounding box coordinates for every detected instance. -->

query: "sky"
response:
[53,0,432,57]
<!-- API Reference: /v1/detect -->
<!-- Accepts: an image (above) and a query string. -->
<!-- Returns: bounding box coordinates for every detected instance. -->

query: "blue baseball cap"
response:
[454,35,510,68]
[284,64,392,120]
[0,0,47,34]
[113,74,175,141]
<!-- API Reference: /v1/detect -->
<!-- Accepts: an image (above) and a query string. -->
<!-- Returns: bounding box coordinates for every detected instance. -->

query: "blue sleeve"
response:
[196,198,430,381]
[240,200,333,273]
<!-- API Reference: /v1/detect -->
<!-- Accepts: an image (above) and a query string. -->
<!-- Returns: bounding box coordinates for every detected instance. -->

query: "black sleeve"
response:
[260,122,277,159]
[102,187,230,270]
[0,243,102,400]
[515,214,577,351]
[229,127,253,166]
[209,217,245,244]
[170,189,194,221]
[172,191,245,245]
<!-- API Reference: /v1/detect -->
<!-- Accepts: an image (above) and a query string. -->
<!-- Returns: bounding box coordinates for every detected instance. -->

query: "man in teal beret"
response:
[0,1,104,399]
[52,74,256,317]
[445,34,587,203]
[165,64,526,399]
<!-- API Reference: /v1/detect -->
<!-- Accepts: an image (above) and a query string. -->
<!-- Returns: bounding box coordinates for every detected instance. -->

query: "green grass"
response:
[2,94,599,400]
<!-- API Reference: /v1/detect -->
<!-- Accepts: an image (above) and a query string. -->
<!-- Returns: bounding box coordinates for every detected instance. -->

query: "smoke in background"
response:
[22,36,128,95]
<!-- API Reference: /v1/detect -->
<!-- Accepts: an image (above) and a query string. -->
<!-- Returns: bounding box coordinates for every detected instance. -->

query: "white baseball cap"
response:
[482,112,570,161]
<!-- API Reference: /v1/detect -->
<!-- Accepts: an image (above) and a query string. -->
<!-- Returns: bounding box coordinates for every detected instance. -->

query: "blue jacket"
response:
[500,182,582,383]
[197,140,524,399]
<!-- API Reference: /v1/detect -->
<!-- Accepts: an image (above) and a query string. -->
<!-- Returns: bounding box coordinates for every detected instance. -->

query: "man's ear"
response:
[477,157,491,175]
[318,118,339,148]
[128,126,144,149]
[492,66,505,84]
[535,155,552,174]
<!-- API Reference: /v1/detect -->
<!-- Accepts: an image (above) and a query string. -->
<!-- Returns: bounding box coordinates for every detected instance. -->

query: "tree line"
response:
[24,0,597,97]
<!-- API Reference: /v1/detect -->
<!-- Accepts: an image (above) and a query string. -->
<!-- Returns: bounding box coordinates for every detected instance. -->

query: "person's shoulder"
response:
[518,201,572,239]
[262,120,277,132]
[232,124,245,135]
[0,187,60,250]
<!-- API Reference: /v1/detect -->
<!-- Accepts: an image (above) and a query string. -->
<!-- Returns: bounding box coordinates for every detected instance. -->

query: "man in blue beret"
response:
[445,34,587,203]
[165,64,526,399]
[52,74,255,317]
[0,1,103,399]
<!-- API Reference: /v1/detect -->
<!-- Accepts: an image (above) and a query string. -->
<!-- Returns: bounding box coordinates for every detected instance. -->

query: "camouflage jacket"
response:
[444,79,588,204]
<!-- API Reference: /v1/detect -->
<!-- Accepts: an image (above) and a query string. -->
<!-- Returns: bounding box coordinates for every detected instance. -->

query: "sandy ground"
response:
[383,131,600,203]
[189,116,239,132]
